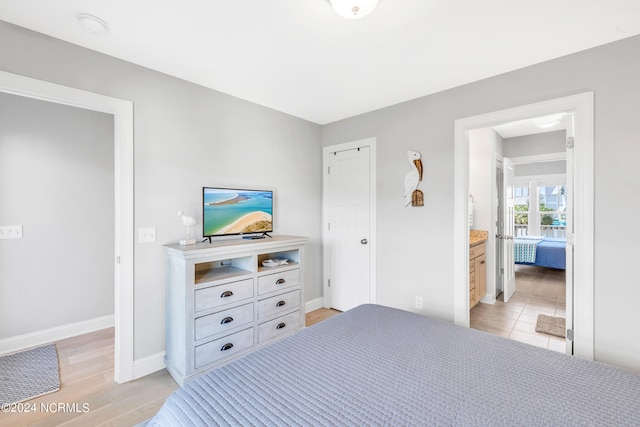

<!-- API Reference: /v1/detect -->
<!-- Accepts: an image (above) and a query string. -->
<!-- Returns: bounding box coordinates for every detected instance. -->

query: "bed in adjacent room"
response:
[515,236,566,269]
[148,304,640,426]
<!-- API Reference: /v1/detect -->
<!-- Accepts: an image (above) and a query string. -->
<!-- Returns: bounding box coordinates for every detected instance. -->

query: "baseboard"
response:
[133,351,166,380]
[305,297,324,313]
[0,314,115,356]
[480,293,496,304]
[128,299,326,380]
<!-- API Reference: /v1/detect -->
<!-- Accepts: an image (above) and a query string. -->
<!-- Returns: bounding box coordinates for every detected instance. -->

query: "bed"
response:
[515,236,566,269]
[148,304,640,426]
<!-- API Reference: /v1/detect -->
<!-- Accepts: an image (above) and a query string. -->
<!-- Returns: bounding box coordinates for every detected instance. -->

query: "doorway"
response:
[322,138,377,311]
[453,93,594,360]
[0,70,135,382]
[469,126,570,352]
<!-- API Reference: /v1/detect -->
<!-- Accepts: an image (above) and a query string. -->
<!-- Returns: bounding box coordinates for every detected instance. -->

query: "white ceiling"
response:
[493,113,569,139]
[1,0,639,125]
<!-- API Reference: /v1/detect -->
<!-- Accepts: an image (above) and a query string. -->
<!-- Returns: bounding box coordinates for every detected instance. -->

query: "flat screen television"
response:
[203,187,273,239]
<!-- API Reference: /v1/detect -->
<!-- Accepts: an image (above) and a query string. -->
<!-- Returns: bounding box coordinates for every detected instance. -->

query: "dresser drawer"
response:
[258,310,301,343]
[194,278,253,312]
[194,303,254,341]
[194,327,253,369]
[258,269,300,295]
[258,289,301,320]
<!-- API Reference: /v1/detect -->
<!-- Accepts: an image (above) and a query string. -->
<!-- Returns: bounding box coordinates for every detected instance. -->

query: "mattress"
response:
[148,304,640,426]
[516,237,566,269]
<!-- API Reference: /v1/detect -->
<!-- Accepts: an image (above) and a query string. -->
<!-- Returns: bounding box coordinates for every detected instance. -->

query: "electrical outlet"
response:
[0,225,23,239]
[415,296,423,309]
[138,227,157,244]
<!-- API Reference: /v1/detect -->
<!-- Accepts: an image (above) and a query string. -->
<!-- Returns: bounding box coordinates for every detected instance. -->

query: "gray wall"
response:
[322,35,640,371]
[0,21,322,359]
[503,130,566,158]
[0,92,114,338]
[469,128,499,234]
[504,130,567,177]
[515,161,566,177]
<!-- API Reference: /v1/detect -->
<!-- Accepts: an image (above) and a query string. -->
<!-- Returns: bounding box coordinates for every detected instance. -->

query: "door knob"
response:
[361,239,368,245]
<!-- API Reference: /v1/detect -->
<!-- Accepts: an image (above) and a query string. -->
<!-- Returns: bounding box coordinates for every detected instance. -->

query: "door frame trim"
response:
[453,93,594,360]
[0,70,135,381]
[322,138,377,309]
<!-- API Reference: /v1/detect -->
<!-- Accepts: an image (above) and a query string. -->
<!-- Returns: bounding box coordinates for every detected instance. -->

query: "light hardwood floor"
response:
[1,308,341,427]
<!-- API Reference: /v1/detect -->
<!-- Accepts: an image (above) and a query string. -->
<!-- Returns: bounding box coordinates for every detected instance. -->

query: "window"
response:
[538,185,566,237]
[514,185,530,236]
[513,177,567,238]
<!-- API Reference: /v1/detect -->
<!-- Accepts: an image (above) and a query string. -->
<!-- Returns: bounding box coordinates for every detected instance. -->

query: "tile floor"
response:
[471,264,567,353]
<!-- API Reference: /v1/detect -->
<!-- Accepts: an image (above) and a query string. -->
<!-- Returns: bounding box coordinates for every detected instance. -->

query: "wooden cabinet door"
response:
[475,253,487,302]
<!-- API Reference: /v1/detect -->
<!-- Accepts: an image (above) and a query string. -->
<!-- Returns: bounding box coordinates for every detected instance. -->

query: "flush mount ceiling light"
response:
[532,113,565,129]
[329,0,379,19]
[77,13,109,35]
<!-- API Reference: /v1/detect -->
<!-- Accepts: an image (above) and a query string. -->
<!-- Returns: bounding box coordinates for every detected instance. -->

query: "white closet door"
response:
[328,147,371,312]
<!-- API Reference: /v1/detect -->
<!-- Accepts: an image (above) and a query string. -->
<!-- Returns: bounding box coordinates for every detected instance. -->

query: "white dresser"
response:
[164,235,307,386]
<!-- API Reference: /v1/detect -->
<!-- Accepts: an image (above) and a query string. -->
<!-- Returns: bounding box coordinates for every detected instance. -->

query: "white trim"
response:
[0,71,135,382]
[514,174,566,185]
[571,94,595,360]
[133,351,166,380]
[481,292,496,304]
[510,152,566,165]
[305,297,324,313]
[0,315,115,355]
[453,120,471,325]
[454,93,594,360]
[322,138,377,308]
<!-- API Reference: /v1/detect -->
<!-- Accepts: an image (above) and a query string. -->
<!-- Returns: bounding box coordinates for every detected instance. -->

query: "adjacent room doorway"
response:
[0,71,135,382]
[453,93,594,360]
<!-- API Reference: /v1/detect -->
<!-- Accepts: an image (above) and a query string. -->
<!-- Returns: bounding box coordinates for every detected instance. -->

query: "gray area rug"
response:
[535,314,566,338]
[0,344,60,404]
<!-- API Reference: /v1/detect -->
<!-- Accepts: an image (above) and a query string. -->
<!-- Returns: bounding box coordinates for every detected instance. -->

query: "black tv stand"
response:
[202,237,212,244]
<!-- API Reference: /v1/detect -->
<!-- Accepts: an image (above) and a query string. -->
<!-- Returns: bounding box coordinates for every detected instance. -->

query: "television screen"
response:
[203,187,273,237]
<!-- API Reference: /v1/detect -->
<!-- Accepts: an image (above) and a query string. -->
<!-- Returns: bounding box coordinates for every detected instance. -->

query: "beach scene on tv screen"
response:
[204,189,273,236]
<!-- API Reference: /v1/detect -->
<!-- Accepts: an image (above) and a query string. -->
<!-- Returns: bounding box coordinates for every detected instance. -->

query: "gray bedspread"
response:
[149,304,640,426]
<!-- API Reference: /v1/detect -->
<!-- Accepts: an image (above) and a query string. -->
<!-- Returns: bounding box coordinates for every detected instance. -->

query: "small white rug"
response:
[535,314,566,338]
[0,344,60,404]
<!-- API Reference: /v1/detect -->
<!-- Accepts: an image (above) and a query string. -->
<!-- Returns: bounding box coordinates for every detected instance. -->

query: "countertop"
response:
[470,230,488,246]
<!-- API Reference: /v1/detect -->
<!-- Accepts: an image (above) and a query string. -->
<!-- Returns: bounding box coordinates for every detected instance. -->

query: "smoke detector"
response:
[77,13,109,35]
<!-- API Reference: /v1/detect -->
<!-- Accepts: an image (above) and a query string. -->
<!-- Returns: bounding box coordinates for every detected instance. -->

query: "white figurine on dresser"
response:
[163,235,307,386]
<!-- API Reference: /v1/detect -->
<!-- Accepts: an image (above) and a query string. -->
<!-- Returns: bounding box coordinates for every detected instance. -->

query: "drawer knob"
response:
[220,343,234,351]
[220,290,234,298]
[276,322,286,330]
[276,278,286,285]
[220,316,234,325]
[276,300,286,307]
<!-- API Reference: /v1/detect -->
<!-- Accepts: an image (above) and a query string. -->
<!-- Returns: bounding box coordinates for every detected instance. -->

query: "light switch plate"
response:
[0,225,23,239]
[138,227,157,244]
